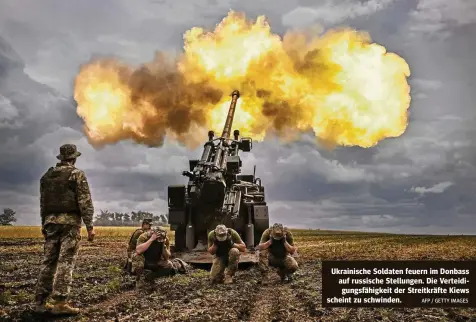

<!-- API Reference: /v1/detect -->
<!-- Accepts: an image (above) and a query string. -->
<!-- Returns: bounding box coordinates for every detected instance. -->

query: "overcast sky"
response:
[1,0,475,234]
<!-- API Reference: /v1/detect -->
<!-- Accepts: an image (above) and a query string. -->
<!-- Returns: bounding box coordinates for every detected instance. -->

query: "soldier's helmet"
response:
[270,223,284,240]
[151,226,167,242]
[215,224,228,241]
[56,144,81,160]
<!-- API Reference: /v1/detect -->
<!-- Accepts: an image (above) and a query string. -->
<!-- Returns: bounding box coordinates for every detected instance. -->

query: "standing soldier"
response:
[255,223,298,284]
[132,226,175,291]
[124,218,152,273]
[207,224,246,284]
[34,144,95,315]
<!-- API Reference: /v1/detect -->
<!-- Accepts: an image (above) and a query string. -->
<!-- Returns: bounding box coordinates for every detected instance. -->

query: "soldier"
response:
[132,226,175,291]
[34,144,95,315]
[256,223,298,284]
[124,218,152,273]
[207,224,246,284]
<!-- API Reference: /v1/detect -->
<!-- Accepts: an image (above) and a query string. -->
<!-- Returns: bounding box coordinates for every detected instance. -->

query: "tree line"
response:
[93,210,168,226]
[0,208,168,226]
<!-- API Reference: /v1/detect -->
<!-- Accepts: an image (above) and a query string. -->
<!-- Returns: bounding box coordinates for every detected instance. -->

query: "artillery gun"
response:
[167,90,269,264]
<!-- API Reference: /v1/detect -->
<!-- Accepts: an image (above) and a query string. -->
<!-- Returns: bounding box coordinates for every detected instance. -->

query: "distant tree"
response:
[100,210,112,221]
[123,213,130,223]
[0,208,17,226]
[93,213,102,226]
[131,211,153,224]
[131,211,139,223]
[137,211,144,222]
[93,209,114,226]
[114,212,123,224]
[137,211,147,222]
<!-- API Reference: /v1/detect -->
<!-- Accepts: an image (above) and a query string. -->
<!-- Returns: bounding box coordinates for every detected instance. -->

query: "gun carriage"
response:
[167,90,270,263]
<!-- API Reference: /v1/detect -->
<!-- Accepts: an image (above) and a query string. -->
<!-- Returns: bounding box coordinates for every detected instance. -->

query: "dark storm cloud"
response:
[86,169,177,200]
[1,0,475,232]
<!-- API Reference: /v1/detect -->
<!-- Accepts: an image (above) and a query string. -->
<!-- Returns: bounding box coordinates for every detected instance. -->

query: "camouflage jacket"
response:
[40,162,94,230]
[135,231,171,262]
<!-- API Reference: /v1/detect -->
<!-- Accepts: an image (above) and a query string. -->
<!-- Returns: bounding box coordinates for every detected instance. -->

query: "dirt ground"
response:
[1,231,476,322]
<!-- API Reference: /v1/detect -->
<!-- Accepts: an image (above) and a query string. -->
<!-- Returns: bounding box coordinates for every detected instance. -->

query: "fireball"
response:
[74,11,411,149]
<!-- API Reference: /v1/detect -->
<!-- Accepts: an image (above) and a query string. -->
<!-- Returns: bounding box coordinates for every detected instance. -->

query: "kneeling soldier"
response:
[133,227,175,291]
[256,223,298,284]
[124,218,152,273]
[207,224,246,284]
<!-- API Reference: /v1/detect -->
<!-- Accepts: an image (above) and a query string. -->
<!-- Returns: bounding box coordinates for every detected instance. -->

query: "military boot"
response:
[278,269,287,283]
[50,300,80,315]
[34,294,53,313]
[211,275,224,285]
[280,274,294,283]
[224,274,234,284]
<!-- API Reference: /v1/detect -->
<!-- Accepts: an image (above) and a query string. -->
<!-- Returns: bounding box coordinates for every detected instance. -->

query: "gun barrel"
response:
[221,90,240,139]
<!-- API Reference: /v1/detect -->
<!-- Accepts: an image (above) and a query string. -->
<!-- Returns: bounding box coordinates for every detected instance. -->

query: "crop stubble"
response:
[1,228,476,321]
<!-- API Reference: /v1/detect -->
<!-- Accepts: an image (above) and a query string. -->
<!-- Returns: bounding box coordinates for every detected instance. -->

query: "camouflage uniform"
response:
[258,224,298,282]
[133,227,175,291]
[35,144,94,314]
[208,225,243,284]
[125,219,152,272]
[127,229,145,258]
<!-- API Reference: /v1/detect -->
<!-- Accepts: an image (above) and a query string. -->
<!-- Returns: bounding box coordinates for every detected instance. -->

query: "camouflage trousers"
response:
[210,248,240,283]
[258,250,298,278]
[132,254,175,291]
[35,223,81,301]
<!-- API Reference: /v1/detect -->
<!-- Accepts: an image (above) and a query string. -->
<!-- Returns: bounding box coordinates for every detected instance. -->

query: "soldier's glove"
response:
[41,227,47,238]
